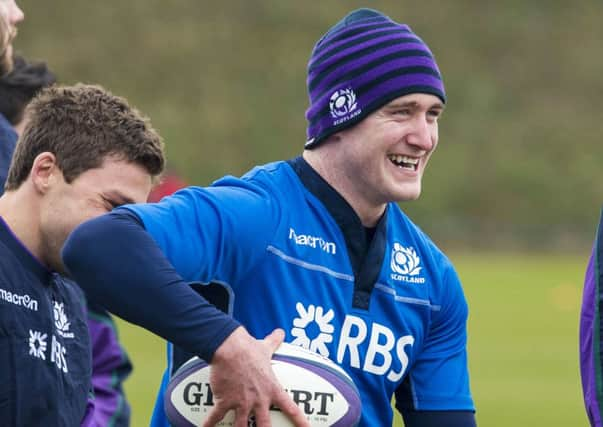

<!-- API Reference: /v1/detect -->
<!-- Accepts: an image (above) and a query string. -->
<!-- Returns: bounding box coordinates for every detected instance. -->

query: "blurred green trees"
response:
[15,0,603,250]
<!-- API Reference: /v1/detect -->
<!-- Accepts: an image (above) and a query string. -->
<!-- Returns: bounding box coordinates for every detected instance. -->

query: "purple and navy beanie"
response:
[305,8,446,148]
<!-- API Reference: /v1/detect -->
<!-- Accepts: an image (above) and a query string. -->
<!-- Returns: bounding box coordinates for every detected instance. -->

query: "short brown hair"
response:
[5,83,165,190]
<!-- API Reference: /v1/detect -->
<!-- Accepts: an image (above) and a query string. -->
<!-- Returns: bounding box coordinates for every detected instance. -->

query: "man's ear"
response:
[30,152,60,194]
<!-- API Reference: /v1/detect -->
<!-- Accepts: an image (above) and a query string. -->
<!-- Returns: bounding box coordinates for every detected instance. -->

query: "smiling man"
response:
[63,8,475,427]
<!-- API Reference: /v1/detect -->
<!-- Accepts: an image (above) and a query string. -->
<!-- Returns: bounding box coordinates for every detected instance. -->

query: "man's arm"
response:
[62,210,309,427]
[395,260,475,421]
[63,210,239,361]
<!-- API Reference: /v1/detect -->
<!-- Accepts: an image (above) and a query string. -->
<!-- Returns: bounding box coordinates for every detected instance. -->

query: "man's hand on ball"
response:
[204,327,310,427]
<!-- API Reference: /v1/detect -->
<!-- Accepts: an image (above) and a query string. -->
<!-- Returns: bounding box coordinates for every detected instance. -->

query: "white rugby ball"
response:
[164,342,361,426]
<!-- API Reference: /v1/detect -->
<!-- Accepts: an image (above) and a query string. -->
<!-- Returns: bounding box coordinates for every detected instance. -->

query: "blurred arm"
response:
[580,226,603,427]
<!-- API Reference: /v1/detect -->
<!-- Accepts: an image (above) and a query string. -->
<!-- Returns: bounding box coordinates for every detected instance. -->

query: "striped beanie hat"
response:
[305,8,446,148]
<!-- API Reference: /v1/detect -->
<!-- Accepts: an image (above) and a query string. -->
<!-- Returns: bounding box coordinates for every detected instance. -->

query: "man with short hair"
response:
[1,4,153,425]
[0,58,139,426]
[64,8,476,427]
[0,83,165,426]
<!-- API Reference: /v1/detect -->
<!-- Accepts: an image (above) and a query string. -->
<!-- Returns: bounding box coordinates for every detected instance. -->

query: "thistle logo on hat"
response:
[305,8,446,149]
[329,87,361,125]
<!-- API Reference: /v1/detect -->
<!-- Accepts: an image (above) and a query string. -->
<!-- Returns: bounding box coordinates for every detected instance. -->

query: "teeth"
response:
[388,155,419,165]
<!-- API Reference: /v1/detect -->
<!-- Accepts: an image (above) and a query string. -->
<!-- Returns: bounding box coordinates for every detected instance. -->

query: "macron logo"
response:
[0,288,38,311]
[289,228,336,255]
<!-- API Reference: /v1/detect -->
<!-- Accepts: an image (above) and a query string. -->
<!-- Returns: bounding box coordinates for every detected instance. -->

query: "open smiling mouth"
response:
[388,154,419,171]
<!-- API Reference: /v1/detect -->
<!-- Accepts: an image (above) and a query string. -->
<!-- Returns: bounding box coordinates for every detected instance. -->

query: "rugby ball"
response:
[164,342,361,426]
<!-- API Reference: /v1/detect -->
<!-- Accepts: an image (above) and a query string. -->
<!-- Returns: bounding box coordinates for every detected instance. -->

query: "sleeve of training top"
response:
[580,210,603,427]
[120,180,282,284]
[86,302,132,427]
[395,258,474,413]
[79,394,97,427]
[402,410,476,427]
[62,209,241,362]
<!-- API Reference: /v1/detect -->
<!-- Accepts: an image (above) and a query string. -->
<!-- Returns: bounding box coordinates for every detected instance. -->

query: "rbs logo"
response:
[290,304,414,382]
[337,316,414,382]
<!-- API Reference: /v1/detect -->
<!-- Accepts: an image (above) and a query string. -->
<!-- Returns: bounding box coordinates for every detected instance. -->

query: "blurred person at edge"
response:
[0,83,165,426]
[0,57,136,427]
[0,0,24,75]
[0,0,24,193]
[0,56,55,191]
[63,8,476,427]
[0,56,56,134]
[580,210,603,427]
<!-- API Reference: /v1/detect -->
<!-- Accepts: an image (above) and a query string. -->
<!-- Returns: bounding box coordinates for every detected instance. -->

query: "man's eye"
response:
[102,198,118,209]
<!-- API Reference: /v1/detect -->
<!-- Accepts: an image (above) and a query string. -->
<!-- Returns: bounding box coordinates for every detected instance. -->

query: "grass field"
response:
[116,252,590,426]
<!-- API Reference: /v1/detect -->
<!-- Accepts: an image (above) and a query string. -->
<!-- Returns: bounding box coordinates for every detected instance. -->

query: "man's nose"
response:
[406,116,434,151]
[9,2,24,26]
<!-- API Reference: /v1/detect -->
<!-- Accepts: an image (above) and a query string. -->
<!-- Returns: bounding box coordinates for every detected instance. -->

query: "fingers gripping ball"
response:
[164,342,361,426]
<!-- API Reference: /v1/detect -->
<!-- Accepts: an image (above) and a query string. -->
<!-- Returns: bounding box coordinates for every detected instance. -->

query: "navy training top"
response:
[0,217,92,426]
